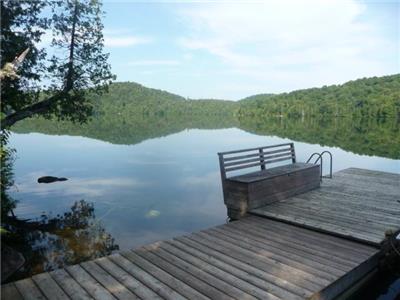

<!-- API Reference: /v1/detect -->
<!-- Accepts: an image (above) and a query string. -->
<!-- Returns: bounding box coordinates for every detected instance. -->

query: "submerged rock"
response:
[145,210,161,218]
[37,176,68,184]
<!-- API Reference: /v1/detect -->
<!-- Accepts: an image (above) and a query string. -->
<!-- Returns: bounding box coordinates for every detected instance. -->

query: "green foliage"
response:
[1,0,113,127]
[238,74,400,119]
[0,131,17,219]
[94,82,238,118]
[1,0,48,112]
[46,0,114,122]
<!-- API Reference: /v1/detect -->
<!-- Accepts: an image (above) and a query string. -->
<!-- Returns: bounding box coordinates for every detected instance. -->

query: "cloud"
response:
[127,60,181,66]
[176,0,396,92]
[104,36,152,47]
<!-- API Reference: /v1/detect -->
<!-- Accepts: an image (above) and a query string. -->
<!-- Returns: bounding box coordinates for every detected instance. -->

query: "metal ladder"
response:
[306,151,333,180]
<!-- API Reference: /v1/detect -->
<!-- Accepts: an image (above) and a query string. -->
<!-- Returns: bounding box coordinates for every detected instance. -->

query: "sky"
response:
[101,0,399,100]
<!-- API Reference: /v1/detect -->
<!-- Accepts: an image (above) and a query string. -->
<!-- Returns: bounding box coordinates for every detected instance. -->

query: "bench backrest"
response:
[218,143,296,180]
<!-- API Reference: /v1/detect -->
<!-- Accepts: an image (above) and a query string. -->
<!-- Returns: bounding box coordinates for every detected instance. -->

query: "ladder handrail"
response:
[306,153,323,181]
[306,151,333,179]
[320,151,333,178]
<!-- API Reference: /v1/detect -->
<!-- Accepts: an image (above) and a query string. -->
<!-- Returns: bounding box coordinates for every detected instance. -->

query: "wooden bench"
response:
[218,143,321,220]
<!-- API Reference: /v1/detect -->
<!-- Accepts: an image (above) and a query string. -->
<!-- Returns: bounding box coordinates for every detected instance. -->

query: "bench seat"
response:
[218,143,321,220]
[228,162,316,183]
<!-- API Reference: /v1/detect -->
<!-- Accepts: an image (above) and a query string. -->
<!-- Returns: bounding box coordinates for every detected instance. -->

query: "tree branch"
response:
[1,94,62,128]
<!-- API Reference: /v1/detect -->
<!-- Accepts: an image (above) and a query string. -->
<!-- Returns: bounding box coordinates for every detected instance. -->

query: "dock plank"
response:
[211,226,348,274]
[190,231,327,291]
[157,241,284,300]
[114,252,187,300]
[14,278,46,300]
[66,265,116,300]
[141,244,263,300]
[135,246,233,300]
[32,273,69,300]
[174,236,311,299]
[1,283,23,300]
[80,261,138,300]
[95,257,162,300]
[50,269,93,300]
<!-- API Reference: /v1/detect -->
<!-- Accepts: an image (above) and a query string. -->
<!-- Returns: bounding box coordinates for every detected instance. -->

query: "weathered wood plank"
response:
[158,241,288,300]
[212,225,349,273]
[260,202,389,235]
[50,269,93,300]
[230,219,367,267]
[251,208,382,245]
[1,283,23,300]
[142,244,267,300]
[110,253,186,300]
[166,239,305,300]
[175,236,313,298]
[14,278,47,300]
[206,227,341,280]
[66,265,116,300]
[137,246,241,300]
[189,232,327,291]
[336,167,400,181]
[286,192,400,223]
[117,251,190,300]
[32,272,69,300]
[81,260,138,300]
[95,257,162,300]
[243,217,375,256]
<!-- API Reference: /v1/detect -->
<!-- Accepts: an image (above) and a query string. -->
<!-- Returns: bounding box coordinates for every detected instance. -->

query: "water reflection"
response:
[1,199,118,282]
[12,115,400,159]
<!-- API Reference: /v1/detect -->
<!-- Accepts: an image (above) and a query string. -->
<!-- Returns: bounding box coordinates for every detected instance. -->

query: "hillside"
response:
[239,74,400,119]
[96,82,238,117]
[89,75,400,120]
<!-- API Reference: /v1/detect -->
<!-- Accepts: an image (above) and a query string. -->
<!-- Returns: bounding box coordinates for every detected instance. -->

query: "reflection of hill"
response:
[12,113,239,145]
[12,113,399,159]
[238,116,400,159]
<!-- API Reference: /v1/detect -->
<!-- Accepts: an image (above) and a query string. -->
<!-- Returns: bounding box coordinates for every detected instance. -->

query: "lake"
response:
[5,116,400,293]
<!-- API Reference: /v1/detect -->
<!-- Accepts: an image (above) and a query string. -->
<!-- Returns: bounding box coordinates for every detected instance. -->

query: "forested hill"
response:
[97,74,399,119]
[95,82,238,117]
[238,74,400,119]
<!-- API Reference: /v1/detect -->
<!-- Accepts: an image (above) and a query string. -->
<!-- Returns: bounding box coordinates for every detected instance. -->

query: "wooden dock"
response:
[2,168,399,300]
[251,168,400,246]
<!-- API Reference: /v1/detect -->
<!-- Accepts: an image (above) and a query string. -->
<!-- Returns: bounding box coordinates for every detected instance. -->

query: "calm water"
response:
[6,124,400,295]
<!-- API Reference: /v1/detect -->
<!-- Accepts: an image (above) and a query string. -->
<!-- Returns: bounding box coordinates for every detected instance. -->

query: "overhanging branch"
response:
[1,94,62,128]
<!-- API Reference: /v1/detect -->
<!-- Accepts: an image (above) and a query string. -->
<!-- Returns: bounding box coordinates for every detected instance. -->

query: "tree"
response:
[1,0,114,128]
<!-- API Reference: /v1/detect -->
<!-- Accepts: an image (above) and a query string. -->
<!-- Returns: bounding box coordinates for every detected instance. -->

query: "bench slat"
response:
[225,157,294,172]
[223,148,293,162]
[224,151,294,167]
[218,143,293,155]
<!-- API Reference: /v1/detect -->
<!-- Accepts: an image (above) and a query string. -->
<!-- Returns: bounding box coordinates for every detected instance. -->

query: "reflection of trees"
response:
[238,116,400,159]
[2,200,119,282]
[13,113,400,159]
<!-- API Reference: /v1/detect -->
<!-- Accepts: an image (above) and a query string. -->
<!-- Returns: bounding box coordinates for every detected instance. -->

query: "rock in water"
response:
[37,176,68,184]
